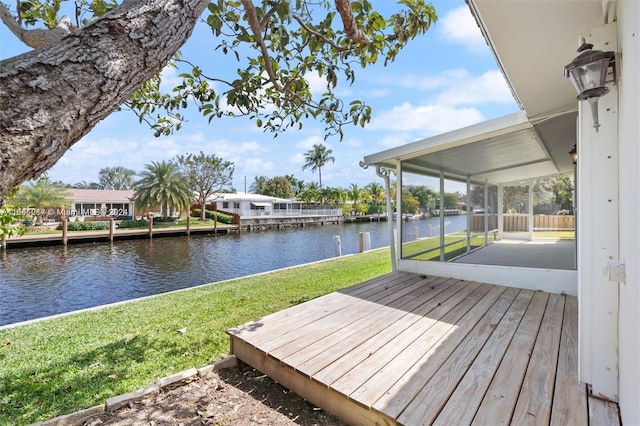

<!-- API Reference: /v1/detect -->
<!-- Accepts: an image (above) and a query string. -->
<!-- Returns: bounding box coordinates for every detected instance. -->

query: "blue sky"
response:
[1,1,519,191]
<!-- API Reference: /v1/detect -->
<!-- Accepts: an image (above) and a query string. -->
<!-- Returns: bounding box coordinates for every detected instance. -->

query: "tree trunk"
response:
[200,201,206,221]
[0,0,209,198]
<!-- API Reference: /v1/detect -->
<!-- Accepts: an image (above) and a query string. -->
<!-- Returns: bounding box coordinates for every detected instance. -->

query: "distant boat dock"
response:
[2,223,239,249]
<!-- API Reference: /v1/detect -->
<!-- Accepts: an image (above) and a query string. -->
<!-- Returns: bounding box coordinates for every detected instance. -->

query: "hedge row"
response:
[192,209,233,224]
[57,222,110,231]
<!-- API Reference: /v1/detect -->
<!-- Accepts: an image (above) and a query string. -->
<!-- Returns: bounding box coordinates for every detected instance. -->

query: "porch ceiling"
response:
[364,110,577,185]
[363,0,606,185]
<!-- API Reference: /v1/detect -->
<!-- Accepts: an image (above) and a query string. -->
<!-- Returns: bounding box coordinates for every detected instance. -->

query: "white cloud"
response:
[434,70,513,106]
[394,69,513,106]
[306,73,327,96]
[295,135,326,150]
[437,6,486,51]
[288,152,306,165]
[242,158,274,175]
[369,103,484,135]
[159,66,182,93]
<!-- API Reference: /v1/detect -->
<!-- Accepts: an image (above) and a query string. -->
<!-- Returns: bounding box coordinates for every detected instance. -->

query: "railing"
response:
[222,208,343,218]
[470,214,575,232]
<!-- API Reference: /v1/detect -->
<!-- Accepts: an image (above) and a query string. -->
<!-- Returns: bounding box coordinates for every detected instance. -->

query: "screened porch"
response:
[363,111,578,296]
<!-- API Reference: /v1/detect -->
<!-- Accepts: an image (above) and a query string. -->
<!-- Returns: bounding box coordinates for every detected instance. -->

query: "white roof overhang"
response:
[251,202,272,207]
[364,110,577,185]
[363,0,607,186]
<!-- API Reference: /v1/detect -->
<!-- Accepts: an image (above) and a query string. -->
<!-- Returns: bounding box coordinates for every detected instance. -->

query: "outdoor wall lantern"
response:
[564,36,615,132]
[569,144,578,165]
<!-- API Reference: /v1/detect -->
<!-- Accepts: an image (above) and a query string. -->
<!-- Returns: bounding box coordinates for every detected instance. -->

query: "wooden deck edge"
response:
[230,336,396,426]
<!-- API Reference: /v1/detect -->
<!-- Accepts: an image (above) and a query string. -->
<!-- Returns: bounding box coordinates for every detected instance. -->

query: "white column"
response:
[528,182,534,241]
[466,178,471,252]
[577,22,619,401]
[484,181,489,245]
[497,184,503,239]
[440,171,445,261]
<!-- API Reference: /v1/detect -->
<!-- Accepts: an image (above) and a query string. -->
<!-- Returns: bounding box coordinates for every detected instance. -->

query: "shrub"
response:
[152,216,177,223]
[58,222,110,231]
[192,209,233,224]
[117,219,149,229]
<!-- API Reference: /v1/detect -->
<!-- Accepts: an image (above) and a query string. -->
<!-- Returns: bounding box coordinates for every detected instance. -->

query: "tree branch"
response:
[239,0,283,91]
[334,0,368,43]
[290,12,345,51]
[0,3,72,48]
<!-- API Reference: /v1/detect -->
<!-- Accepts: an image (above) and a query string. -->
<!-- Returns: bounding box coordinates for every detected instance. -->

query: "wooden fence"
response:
[470,215,575,232]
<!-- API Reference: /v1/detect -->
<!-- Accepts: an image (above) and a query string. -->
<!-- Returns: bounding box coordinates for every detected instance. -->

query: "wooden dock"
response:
[228,272,620,425]
[2,224,239,248]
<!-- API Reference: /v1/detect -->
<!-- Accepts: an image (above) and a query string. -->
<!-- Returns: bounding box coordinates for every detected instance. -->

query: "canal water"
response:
[0,216,468,326]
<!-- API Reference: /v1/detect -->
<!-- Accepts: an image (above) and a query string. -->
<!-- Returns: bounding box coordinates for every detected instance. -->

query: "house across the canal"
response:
[208,192,343,229]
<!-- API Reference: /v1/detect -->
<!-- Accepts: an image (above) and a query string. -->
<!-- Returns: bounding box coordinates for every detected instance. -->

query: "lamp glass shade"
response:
[569,145,578,165]
[564,49,614,100]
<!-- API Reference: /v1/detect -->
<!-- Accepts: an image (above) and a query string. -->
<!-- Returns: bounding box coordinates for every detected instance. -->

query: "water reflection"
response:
[0,217,473,326]
[2,221,420,326]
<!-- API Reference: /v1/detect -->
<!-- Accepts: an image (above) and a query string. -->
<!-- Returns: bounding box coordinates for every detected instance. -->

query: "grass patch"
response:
[401,233,490,261]
[533,230,575,240]
[0,249,391,425]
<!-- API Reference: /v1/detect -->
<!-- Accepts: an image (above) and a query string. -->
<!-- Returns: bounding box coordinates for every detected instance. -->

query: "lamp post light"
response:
[569,144,578,165]
[564,37,615,132]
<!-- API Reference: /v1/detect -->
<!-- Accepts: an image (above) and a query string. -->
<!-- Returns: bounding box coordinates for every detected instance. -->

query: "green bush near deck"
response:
[56,222,110,231]
[0,249,391,425]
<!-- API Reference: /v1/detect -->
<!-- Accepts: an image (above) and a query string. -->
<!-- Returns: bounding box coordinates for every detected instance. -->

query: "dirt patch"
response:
[85,366,347,425]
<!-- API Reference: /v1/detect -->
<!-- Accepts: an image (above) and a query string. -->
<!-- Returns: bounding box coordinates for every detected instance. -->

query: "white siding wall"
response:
[617,1,640,423]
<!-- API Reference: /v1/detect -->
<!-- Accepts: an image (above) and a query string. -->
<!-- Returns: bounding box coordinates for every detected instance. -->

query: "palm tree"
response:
[99,166,136,190]
[9,177,70,221]
[365,182,385,214]
[301,144,335,188]
[348,183,362,214]
[249,175,268,194]
[133,161,191,217]
[73,181,102,189]
[284,174,305,195]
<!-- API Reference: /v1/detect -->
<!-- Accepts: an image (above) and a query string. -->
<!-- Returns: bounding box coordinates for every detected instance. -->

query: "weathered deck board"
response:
[371,284,502,417]
[396,287,521,425]
[432,289,535,426]
[550,296,588,425]
[511,293,565,424]
[471,290,550,425]
[228,271,417,343]
[270,276,457,362]
[227,271,619,426]
[258,274,446,354]
[311,281,487,385]
[589,394,621,425]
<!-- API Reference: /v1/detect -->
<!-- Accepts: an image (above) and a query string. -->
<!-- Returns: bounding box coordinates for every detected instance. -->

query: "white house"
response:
[207,192,301,217]
[208,192,341,218]
[363,0,638,423]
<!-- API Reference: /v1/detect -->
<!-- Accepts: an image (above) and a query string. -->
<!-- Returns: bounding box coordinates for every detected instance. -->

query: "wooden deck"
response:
[227,272,620,425]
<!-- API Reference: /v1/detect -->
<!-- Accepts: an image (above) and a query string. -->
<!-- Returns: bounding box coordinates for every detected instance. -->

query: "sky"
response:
[0,1,520,192]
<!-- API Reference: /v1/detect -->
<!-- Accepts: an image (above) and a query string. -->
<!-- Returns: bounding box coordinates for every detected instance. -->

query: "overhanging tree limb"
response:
[0,0,209,198]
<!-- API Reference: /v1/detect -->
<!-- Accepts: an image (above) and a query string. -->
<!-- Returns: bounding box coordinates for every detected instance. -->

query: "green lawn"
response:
[401,233,490,261]
[0,249,391,425]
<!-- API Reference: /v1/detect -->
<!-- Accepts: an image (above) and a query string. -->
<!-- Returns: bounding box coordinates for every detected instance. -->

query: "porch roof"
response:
[363,110,576,185]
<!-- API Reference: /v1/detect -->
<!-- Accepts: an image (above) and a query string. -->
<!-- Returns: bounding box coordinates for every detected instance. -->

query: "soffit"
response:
[470,0,605,118]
